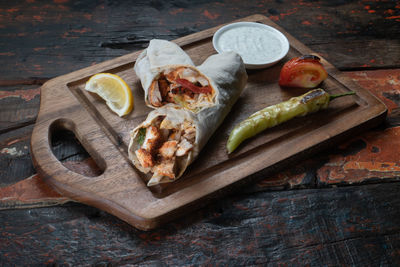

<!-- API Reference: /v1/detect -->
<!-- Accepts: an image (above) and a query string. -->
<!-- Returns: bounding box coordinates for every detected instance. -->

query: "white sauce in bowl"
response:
[213,22,289,69]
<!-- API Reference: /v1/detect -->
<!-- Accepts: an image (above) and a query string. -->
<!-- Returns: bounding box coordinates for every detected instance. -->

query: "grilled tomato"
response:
[279,55,328,88]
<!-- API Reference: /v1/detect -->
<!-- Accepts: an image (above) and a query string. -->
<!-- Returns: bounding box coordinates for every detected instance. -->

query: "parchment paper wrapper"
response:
[129,51,247,186]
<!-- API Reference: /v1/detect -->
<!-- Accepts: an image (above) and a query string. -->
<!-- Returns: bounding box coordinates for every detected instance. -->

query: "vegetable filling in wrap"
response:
[148,66,216,111]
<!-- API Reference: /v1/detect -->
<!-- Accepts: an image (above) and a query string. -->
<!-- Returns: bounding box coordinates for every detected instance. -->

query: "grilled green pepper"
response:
[227,88,355,153]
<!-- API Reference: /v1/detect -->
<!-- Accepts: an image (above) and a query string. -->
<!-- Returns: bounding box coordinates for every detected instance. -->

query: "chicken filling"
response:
[148,67,214,111]
[135,116,196,181]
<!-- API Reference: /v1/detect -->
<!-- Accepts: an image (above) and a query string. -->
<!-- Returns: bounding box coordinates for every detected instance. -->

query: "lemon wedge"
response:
[85,73,133,117]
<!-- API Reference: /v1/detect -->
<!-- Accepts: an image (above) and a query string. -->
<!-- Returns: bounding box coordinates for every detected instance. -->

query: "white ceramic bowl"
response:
[212,22,290,69]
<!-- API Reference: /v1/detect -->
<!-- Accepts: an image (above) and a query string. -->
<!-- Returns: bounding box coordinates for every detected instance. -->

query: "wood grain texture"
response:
[0,125,35,186]
[0,174,70,210]
[0,0,399,80]
[0,123,93,187]
[0,1,399,264]
[0,84,40,133]
[315,69,400,185]
[30,15,387,230]
[0,182,399,265]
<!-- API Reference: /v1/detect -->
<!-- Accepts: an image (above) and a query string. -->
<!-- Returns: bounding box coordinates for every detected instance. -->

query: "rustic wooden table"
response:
[1,0,399,265]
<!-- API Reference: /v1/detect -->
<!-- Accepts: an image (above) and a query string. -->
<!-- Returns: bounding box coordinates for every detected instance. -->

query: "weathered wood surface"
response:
[0,0,399,81]
[0,0,400,264]
[1,182,400,265]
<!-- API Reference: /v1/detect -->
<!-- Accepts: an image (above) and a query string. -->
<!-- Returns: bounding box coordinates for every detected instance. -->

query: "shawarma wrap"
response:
[129,51,247,186]
[134,39,218,113]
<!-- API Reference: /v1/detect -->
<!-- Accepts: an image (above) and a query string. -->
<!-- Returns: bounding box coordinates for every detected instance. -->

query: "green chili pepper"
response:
[227,88,355,153]
[137,128,146,145]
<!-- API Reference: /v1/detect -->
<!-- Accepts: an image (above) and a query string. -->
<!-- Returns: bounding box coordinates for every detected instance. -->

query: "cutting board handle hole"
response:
[49,119,105,177]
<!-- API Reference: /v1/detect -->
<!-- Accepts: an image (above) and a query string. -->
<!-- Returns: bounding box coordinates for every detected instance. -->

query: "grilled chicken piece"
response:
[149,82,162,107]
[142,126,161,152]
[135,148,155,168]
[159,140,178,159]
[168,130,181,141]
[160,128,170,141]
[165,68,181,83]
[158,76,170,99]
[182,88,195,99]
[176,138,193,156]
[160,118,180,130]
[183,126,196,142]
[154,159,176,179]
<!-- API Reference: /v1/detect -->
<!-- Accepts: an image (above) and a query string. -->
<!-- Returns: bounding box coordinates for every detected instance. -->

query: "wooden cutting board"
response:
[31,14,387,230]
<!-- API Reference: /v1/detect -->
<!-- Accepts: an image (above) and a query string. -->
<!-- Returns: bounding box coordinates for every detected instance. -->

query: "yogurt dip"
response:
[213,22,289,69]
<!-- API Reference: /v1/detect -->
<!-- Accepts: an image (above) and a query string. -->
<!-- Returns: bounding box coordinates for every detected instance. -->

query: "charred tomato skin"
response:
[279,55,328,88]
